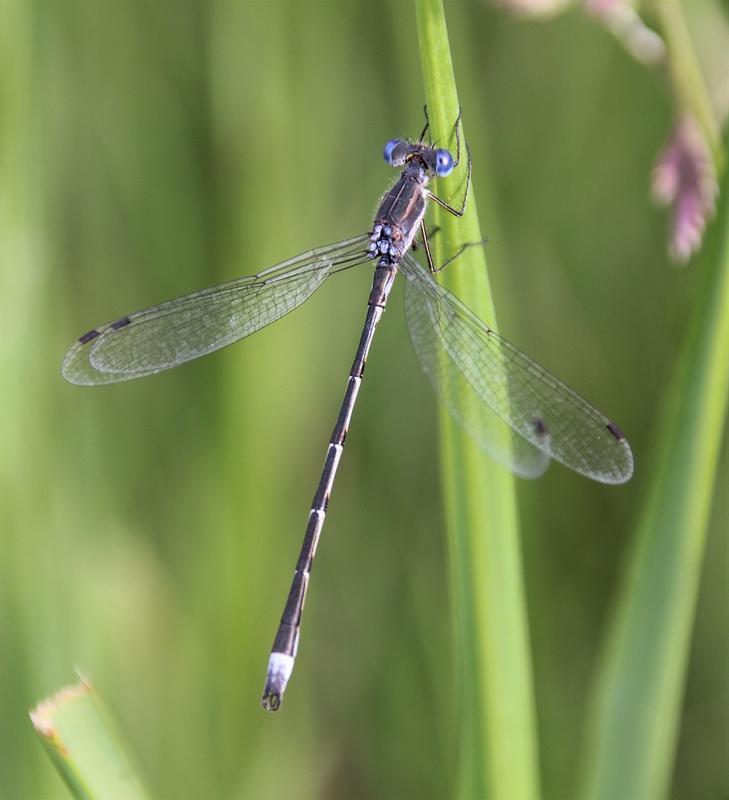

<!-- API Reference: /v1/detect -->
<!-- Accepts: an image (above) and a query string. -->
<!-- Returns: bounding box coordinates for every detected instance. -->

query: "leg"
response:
[450,107,463,167]
[418,221,488,275]
[426,144,471,217]
[432,238,489,273]
[418,104,430,144]
[419,221,437,273]
[412,225,440,250]
[427,109,471,217]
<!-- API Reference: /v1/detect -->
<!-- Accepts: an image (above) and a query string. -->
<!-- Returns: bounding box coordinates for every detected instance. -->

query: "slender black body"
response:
[260,147,450,711]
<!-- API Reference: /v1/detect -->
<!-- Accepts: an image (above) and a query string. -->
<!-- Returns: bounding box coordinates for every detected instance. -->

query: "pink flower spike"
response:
[652,117,718,265]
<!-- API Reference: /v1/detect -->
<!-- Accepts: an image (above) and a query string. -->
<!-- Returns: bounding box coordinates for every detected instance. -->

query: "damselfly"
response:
[62,113,633,711]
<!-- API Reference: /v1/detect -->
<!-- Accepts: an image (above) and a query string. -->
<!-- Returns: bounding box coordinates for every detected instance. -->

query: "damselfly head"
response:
[384,138,455,178]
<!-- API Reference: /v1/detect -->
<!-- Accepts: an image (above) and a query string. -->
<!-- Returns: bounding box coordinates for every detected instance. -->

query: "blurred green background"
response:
[2,0,727,797]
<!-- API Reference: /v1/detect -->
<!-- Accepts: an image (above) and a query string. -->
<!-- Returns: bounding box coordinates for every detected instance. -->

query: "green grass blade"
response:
[415,2,540,798]
[30,680,149,800]
[580,131,729,799]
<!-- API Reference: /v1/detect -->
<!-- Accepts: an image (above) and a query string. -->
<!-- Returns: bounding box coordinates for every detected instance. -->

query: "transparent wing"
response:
[62,235,371,385]
[400,252,634,484]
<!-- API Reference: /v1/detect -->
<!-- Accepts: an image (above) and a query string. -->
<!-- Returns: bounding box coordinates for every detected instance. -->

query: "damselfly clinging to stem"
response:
[62,110,633,712]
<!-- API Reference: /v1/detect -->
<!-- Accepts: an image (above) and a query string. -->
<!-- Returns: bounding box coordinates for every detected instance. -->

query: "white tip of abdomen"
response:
[261,653,295,712]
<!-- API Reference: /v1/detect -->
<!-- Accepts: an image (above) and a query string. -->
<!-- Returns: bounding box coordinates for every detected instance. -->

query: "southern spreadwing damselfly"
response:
[62,114,633,711]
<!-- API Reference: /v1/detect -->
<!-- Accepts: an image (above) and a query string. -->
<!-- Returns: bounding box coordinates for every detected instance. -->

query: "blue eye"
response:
[383,139,402,165]
[435,149,454,177]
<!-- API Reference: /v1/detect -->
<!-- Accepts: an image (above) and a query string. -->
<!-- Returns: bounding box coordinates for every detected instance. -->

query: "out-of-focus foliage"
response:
[30,680,149,799]
[1,1,726,798]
